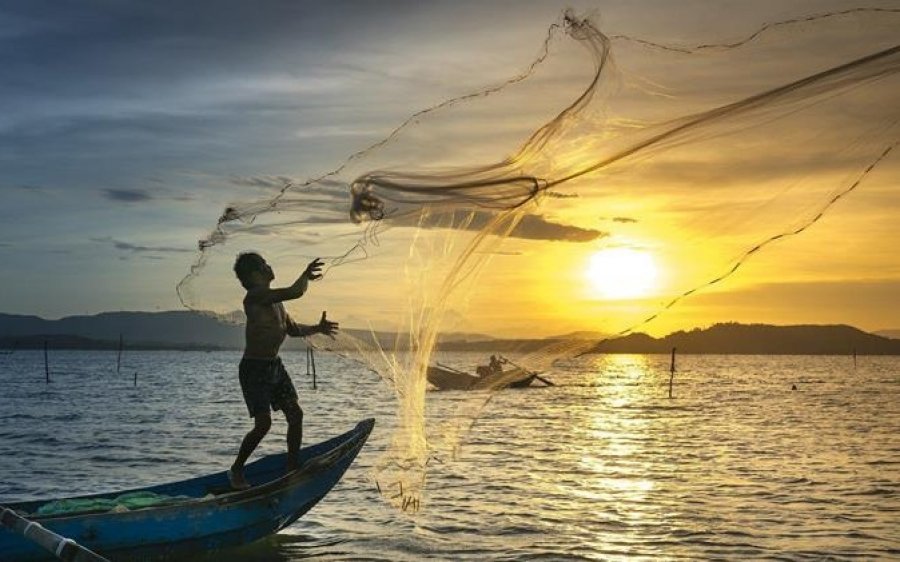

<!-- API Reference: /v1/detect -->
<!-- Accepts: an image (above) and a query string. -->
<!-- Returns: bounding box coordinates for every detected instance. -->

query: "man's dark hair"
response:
[234,252,265,290]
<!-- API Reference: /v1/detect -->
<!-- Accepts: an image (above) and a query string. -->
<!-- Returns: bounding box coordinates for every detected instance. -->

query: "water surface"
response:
[1,351,898,560]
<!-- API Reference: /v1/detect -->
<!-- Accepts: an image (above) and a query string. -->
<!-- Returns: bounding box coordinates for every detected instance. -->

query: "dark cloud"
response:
[0,2,410,123]
[514,214,607,242]
[100,186,194,203]
[102,188,153,203]
[0,1,398,202]
[91,236,192,254]
[15,184,45,192]
[229,175,295,190]
[392,210,607,242]
[612,217,638,224]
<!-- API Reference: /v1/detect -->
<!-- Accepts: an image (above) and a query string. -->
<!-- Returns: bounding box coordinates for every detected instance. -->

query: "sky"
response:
[1,0,898,338]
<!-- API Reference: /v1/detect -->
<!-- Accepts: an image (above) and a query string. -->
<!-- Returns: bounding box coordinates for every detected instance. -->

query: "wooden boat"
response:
[426,364,479,390]
[427,364,537,391]
[472,367,537,390]
[0,418,374,562]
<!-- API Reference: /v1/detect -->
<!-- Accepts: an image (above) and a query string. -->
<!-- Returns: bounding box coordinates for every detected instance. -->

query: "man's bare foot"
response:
[286,461,300,474]
[227,467,251,490]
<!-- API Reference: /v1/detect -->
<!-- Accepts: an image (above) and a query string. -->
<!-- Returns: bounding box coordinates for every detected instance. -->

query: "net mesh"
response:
[177,8,900,512]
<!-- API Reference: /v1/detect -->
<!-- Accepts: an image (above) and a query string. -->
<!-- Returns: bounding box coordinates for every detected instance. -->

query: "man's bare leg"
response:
[230,412,272,488]
[283,401,303,472]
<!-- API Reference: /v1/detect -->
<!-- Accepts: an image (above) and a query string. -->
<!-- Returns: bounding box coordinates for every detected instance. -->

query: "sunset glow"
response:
[586,248,658,300]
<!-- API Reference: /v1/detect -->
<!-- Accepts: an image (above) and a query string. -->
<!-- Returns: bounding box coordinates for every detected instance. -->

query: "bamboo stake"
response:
[668,347,676,399]
[116,333,123,374]
[306,346,318,390]
[44,340,50,384]
[310,346,317,390]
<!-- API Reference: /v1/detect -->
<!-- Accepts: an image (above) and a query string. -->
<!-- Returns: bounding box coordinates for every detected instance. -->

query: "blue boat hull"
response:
[1,418,374,561]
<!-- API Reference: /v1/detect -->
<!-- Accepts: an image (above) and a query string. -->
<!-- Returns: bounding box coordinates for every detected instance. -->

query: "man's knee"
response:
[284,403,303,427]
[253,414,272,434]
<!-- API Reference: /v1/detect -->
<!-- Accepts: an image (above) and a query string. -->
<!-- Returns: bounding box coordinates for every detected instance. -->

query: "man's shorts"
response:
[238,357,299,418]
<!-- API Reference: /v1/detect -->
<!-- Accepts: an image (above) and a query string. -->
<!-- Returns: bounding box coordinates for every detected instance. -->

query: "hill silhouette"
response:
[587,323,900,355]
[0,311,243,349]
[1,313,898,355]
[0,311,492,351]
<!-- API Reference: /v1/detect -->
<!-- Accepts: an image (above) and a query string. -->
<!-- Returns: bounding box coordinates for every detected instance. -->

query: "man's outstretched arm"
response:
[287,311,339,338]
[246,258,325,305]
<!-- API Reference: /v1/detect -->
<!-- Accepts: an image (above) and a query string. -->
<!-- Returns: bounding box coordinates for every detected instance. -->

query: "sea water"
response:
[1,350,898,560]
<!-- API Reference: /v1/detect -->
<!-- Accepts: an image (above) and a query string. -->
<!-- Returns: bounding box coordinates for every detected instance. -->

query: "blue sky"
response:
[0,0,570,316]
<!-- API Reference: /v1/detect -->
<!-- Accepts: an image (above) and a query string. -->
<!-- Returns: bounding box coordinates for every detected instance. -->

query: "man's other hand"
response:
[317,311,339,338]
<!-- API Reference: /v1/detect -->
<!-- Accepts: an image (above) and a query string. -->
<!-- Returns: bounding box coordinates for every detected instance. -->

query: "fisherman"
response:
[489,354,505,374]
[477,355,507,377]
[227,253,338,490]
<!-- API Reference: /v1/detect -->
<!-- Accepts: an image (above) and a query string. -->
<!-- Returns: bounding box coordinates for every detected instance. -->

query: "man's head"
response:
[234,252,274,289]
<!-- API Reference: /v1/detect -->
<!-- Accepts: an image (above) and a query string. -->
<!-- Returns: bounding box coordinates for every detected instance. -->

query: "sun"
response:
[586,248,658,299]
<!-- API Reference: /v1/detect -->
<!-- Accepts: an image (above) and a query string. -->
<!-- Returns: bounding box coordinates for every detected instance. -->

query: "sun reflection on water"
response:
[570,354,666,548]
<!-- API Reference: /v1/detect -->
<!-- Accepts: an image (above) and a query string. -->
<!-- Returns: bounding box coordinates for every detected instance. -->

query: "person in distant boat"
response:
[476,355,506,377]
[227,252,339,490]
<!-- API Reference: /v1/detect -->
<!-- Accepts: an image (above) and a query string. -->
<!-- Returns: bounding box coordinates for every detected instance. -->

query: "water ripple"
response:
[1,351,898,560]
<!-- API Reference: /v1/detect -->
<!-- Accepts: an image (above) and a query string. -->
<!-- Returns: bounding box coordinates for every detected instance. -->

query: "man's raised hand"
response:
[304,258,325,281]
[318,311,339,338]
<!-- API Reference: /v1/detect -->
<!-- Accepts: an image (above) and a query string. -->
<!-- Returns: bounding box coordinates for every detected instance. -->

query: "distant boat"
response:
[427,364,538,391]
[1,418,374,562]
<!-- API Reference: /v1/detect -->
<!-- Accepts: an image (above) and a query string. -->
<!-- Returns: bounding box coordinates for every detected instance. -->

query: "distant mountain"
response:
[875,329,900,340]
[437,331,496,343]
[2,313,897,355]
[0,311,244,349]
[0,311,498,351]
[435,337,555,353]
[549,330,609,340]
[587,323,900,355]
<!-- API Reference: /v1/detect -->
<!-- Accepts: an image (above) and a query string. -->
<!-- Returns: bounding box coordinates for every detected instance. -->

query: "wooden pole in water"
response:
[853,348,857,368]
[133,371,138,387]
[310,346,317,390]
[668,347,676,399]
[1,506,111,562]
[44,340,50,384]
[116,333,123,374]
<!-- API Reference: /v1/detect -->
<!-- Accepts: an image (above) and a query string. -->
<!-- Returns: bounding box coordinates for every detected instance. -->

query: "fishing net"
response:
[177,8,899,512]
[35,492,195,517]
